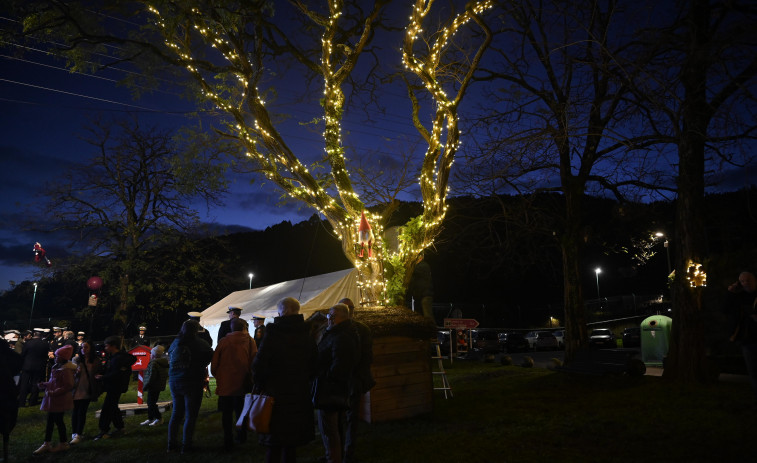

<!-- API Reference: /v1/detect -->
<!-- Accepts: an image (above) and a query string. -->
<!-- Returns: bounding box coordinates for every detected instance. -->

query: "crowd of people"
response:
[1,296,376,463]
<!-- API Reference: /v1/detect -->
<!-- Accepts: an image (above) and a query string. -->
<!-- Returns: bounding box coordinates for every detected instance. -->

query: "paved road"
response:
[452,348,748,382]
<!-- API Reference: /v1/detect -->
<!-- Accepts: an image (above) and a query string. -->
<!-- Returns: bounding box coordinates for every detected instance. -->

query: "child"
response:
[140,345,169,426]
[33,344,76,455]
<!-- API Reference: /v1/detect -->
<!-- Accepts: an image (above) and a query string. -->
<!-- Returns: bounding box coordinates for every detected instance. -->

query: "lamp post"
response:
[28,282,38,329]
[248,273,254,290]
[655,232,672,275]
[594,268,602,309]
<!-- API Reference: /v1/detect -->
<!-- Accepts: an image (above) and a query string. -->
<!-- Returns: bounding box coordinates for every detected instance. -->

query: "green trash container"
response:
[641,315,672,366]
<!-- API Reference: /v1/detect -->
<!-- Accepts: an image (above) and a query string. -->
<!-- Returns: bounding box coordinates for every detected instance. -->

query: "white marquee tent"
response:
[199,268,360,346]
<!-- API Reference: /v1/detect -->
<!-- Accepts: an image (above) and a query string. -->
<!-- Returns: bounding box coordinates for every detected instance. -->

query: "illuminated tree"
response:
[12,0,494,306]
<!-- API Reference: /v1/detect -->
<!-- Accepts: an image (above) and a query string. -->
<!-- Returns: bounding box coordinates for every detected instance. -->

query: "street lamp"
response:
[28,282,38,329]
[594,268,602,309]
[655,232,672,275]
[248,273,254,290]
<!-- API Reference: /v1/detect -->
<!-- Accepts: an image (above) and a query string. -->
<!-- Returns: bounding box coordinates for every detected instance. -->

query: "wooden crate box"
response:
[360,336,432,423]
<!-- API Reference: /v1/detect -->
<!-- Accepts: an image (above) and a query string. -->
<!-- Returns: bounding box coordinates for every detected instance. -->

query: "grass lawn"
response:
[6,360,755,462]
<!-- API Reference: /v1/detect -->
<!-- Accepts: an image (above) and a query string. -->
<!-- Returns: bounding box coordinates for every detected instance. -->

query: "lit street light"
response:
[655,232,672,275]
[28,282,38,329]
[248,273,254,290]
[595,268,602,309]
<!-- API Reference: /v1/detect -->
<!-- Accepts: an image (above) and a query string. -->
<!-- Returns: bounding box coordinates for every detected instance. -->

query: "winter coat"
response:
[252,314,318,447]
[211,331,256,396]
[1,344,22,423]
[40,361,76,412]
[72,357,100,401]
[168,336,213,387]
[20,337,49,373]
[143,357,169,392]
[102,350,137,393]
[348,319,376,395]
[314,320,360,406]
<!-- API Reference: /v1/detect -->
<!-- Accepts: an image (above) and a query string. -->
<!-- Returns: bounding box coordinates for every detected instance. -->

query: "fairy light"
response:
[686,260,707,288]
[145,1,491,307]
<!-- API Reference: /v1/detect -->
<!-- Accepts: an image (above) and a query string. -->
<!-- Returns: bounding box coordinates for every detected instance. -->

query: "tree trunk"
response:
[562,188,589,363]
[663,0,711,383]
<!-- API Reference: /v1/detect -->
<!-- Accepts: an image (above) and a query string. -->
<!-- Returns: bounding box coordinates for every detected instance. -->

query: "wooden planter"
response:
[359,336,433,423]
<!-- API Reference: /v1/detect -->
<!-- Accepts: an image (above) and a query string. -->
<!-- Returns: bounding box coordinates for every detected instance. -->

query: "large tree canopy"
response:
[9,0,495,306]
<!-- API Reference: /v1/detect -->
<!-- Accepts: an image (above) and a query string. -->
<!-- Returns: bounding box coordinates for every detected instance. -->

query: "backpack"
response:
[170,343,192,372]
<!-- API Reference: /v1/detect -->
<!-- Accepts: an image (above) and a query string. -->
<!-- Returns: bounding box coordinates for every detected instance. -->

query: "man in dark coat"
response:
[94,336,137,440]
[16,328,49,407]
[339,298,376,463]
[252,297,318,462]
[252,315,266,348]
[314,303,360,463]
[131,325,150,348]
[1,337,22,462]
[217,307,241,341]
[187,312,213,347]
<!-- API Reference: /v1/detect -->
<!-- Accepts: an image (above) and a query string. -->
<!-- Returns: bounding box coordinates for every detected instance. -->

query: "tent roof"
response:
[200,268,359,326]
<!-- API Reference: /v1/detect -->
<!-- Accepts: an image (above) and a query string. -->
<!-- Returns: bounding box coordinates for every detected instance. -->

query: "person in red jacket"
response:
[33,344,76,455]
[211,318,257,449]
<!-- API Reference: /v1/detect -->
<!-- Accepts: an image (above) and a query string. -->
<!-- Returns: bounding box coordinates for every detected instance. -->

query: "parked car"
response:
[471,329,500,353]
[534,331,559,351]
[524,331,537,349]
[552,330,565,349]
[622,327,641,348]
[498,332,530,353]
[436,330,452,355]
[589,328,616,349]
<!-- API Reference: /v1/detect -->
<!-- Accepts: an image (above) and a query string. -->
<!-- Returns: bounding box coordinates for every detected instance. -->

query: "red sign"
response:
[443,318,479,329]
[129,345,152,372]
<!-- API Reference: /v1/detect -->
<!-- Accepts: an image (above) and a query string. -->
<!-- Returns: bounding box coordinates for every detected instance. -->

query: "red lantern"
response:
[87,276,103,291]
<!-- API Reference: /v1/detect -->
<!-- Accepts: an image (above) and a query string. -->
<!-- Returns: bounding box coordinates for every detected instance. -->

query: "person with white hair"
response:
[252,297,318,462]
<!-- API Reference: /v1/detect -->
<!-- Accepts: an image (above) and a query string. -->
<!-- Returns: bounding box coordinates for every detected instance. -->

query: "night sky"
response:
[0,24,424,291]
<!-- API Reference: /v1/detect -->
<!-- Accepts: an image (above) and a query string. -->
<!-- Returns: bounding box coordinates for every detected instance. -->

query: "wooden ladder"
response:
[431,341,453,399]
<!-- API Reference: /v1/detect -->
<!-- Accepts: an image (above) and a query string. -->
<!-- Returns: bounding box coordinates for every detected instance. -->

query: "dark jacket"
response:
[217,319,233,342]
[102,350,137,393]
[314,320,360,407]
[1,341,22,422]
[20,337,49,373]
[726,290,757,345]
[143,357,169,392]
[348,319,376,395]
[167,336,213,386]
[252,314,318,447]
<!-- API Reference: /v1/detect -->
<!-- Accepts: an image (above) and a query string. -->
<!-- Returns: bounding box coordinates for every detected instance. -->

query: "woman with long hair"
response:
[167,319,213,454]
[70,340,100,444]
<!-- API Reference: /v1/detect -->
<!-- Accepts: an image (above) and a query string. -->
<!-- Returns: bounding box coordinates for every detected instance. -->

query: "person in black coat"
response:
[2,337,23,462]
[131,326,150,348]
[93,336,136,440]
[252,297,318,462]
[217,307,242,342]
[187,312,213,347]
[314,303,360,463]
[339,298,376,463]
[17,329,49,407]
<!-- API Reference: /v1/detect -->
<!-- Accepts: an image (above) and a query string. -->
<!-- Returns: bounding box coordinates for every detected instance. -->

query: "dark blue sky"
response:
[0,37,422,291]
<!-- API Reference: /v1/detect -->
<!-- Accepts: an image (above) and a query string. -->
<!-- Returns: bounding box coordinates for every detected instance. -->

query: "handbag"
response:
[236,392,274,433]
[311,376,350,410]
